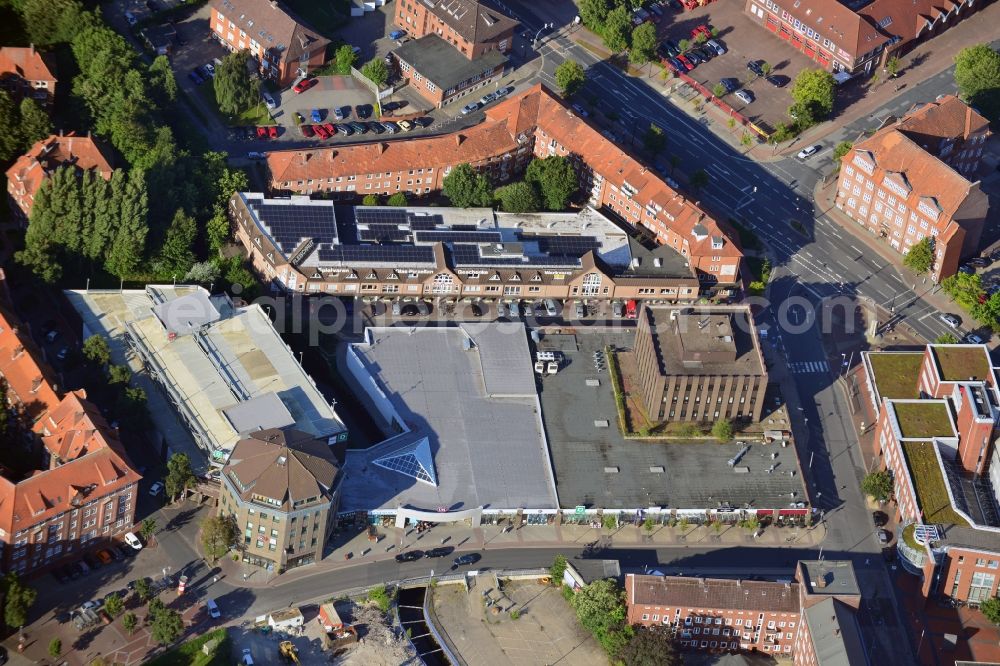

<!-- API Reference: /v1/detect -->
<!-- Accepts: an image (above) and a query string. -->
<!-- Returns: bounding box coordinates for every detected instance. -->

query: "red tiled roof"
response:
[0,46,56,84]
[5,133,114,216]
[35,389,122,462]
[768,0,889,61]
[209,0,330,65]
[0,308,60,420]
[860,0,969,44]
[895,95,991,150]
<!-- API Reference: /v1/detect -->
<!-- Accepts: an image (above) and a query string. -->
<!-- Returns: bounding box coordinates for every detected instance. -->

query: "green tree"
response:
[642,124,666,154]
[49,638,61,659]
[21,0,89,45]
[134,577,153,602]
[954,44,1000,120]
[770,123,795,145]
[103,592,124,618]
[578,0,611,31]
[105,169,149,279]
[148,598,166,617]
[386,192,408,207]
[334,44,358,75]
[761,62,773,77]
[630,22,657,64]
[903,237,934,274]
[494,181,541,213]
[165,453,196,502]
[554,60,586,97]
[150,606,183,645]
[154,209,197,279]
[617,625,680,666]
[791,69,836,120]
[885,56,901,78]
[442,163,493,207]
[550,554,568,584]
[678,38,690,53]
[3,573,37,628]
[571,579,633,656]
[224,257,259,300]
[972,291,1000,332]
[861,470,893,502]
[689,169,709,192]
[526,156,577,211]
[18,97,51,149]
[200,514,239,564]
[122,611,138,635]
[935,333,959,344]
[0,91,22,163]
[214,49,261,116]
[361,58,389,88]
[108,364,132,385]
[82,335,111,367]
[941,272,983,311]
[831,140,853,169]
[185,261,221,284]
[712,82,727,98]
[601,5,631,53]
[981,597,1000,625]
[362,194,380,206]
[116,386,149,430]
[148,55,178,104]
[711,419,733,442]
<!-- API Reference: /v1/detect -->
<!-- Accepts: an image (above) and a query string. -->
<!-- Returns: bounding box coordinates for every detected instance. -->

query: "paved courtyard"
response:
[431,580,606,666]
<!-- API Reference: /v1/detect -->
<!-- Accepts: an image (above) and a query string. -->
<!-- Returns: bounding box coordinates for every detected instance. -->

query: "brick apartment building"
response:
[0,45,56,107]
[263,84,743,289]
[744,0,994,75]
[835,97,990,281]
[219,428,343,571]
[209,0,329,87]
[5,132,115,222]
[626,560,866,663]
[633,305,767,423]
[392,0,516,107]
[0,308,141,576]
[858,343,1000,603]
[230,193,704,300]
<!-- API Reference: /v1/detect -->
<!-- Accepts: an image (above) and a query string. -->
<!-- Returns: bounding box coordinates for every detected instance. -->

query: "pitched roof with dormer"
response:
[5,133,114,217]
[210,0,330,65]
[0,46,56,85]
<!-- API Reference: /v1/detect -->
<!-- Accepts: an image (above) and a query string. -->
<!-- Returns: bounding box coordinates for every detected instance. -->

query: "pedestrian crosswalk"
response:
[789,360,831,374]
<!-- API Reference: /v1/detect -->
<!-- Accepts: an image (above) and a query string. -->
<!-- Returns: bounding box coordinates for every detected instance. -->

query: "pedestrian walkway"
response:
[787,360,831,374]
[216,518,827,591]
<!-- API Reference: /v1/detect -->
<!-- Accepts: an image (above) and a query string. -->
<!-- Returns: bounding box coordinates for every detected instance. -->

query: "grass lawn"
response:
[144,628,231,666]
[901,523,922,551]
[867,353,924,399]
[932,346,991,382]
[892,402,953,439]
[902,441,968,526]
[282,0,351,38]
[196,84,273,127]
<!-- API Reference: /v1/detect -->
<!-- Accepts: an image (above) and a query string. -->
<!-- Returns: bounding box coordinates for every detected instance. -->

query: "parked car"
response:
[796,145,821,159]
[964,332,985,344]
[684,50,703,66]
[81,599,104,612]
[720,78,739,93]
[479,92,496,106]
[300,124,315,138]
[241,648,255,666]
[381,121,399,134]
[247,151,265,160]
[746,60,764,76]
[313,124,330,139]
[356,104,372,119]
[262,91,277,109]
[188,68,205,85]
[267,126,278,139]
[395,550,424,563]
[293,78,317,93]
[425,546,455,558]
[735,89,754,104]
[706,39,726,55]
[389,29,406,40]
[323,122,338,136]
[255,126,267,139]
[676,54,694,71]
[461,102,481,115]
[939,313,961,328]
[149,481,164,496]
[453,553,482,567]
[876,529,890,545]
[82,553,101,570]
[97,549,114,564]
[397,120,413,132]
[872,510,888,527]
[349,121,368,134]
[613,301,624,318]
[496,85,515,98]
[337,124,354,136]
[203,63,216,78]
[968,257,990,267]
[412,116,432,128]
[694,46,715,61]
[335,106,351,120]
[206,598,221,619]
[765,74,789,88]
[310,108,322,123]
[690,24,711,40]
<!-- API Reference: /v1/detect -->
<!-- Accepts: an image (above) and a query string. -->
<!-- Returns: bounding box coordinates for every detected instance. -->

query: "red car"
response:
[314,124,329,139]
[256,126,267,139]
[267,126,278,139]
[300,124,315,137]
[293,78,318,93]
[677,54,695,71]
[323,122,337,136]
[691,24,711,40]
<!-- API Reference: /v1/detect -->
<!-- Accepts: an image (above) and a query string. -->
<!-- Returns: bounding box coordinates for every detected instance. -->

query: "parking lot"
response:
[653,0,818,132]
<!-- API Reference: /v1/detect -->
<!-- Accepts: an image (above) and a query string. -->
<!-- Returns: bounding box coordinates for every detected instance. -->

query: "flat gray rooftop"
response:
[340,323,558,512]
[538,328,805,510]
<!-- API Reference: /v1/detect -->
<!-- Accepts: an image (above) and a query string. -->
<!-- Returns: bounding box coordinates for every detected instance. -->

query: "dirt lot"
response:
[653,0,818,132]
[431,578,607,666]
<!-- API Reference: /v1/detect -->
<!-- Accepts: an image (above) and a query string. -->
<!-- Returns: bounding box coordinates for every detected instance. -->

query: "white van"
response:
[206,598,221,619]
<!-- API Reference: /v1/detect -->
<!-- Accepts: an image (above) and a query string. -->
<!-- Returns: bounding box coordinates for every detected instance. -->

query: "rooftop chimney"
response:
[455,133,465,146]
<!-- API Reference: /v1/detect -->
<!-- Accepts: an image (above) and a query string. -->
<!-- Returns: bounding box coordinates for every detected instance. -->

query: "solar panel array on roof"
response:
[355,208,409,226]
[533,236,601,256]
[450,244,581,267]
[414,231,503,244]
[358,225,412,242]
[318,245,436,263]
[248,201,338,255]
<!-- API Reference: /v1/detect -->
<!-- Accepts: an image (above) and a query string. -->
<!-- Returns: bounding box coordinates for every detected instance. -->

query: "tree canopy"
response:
[165,453,196,501]
[386,192,408,207]
[361,58,389,88]
[955,44,1000,120]
[571,579,633,657]
[494,181,541,213]
[982,597,1000,625]
[442,163,492,207]
[334,44,358,75]
[82,335,111,367]
[0,91,22,163]
[18,98,52,148]
[554,60,586,97]
[579,0,611,31]
[601,5,631,53]
[790,69,836,121]
[201,515,239,564]
[214,50,261,116]
[617,626,680,666]
[153,209,197,279]
[903,237,933,274]
[711,419,733,442]
[150,606,184,645]
[861,470,893,502]
[526,156,578,211]
[630,22,657,64]
[2,573,37,628]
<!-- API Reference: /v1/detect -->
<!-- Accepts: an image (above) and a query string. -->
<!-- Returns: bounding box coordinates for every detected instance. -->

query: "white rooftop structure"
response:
[341,323,559,513]
[66,286,347,465]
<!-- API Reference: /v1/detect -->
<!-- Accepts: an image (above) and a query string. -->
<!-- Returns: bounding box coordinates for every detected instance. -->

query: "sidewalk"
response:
[217,519,828,590]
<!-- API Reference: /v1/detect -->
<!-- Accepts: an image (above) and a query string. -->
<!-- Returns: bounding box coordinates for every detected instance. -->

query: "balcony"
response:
[897,522,929,576]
